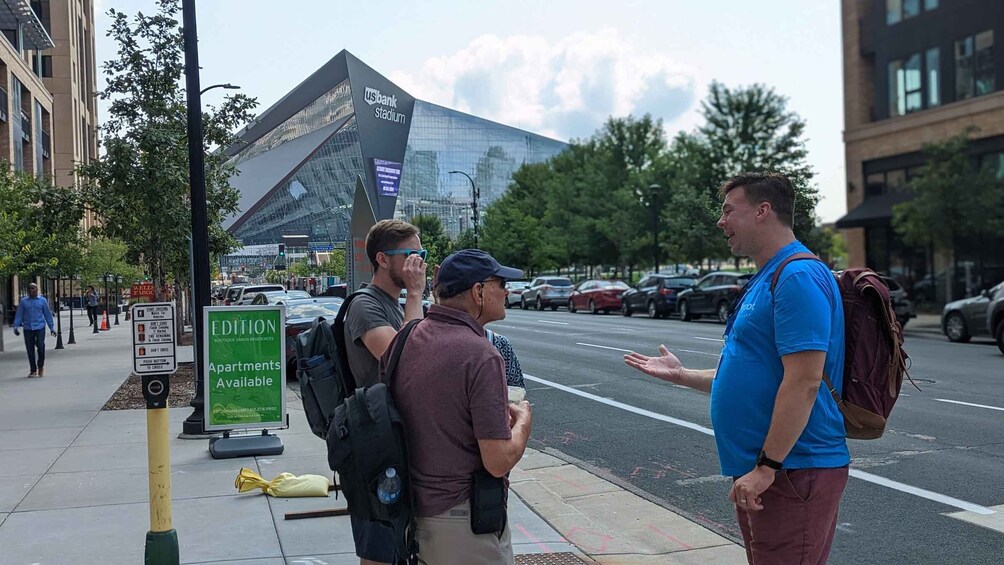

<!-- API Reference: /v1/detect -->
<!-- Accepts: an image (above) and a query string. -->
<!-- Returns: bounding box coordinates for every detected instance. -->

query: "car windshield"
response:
[546,278,573,287]
[226,288,243,300]
[661,278,696,287]
[285,290,311,299]
[507,282,530,289]
[598,281,629,289]
[286,302,341,319]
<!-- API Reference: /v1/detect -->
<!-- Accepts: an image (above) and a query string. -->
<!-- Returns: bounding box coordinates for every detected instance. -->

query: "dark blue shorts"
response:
[350,514,398,562]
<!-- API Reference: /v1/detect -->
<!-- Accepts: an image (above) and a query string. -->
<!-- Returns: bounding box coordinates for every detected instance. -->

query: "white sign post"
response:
[132,302,178,376]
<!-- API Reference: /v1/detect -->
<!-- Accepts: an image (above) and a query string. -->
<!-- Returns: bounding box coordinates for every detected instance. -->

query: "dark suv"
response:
[988,284,1004,355]
[676,272,752,323]
[521,277,573,310]
[621,275,697,319]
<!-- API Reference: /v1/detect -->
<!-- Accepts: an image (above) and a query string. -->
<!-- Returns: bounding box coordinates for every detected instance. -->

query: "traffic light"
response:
[278,244,285,257]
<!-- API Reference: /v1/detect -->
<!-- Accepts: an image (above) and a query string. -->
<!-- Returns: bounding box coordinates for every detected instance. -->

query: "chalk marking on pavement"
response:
[537,320,570,325]
[693,337,725,342]
[933,398,1004,412]
[524,372,996,516]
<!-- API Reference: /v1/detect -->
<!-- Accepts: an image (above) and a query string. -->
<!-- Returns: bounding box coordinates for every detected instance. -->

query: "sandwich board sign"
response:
[132,302,177,375]
[203,305,286,432]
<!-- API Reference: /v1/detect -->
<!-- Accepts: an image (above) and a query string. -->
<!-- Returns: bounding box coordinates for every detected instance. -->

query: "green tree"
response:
[0,169,84,277]
[893,131,1003,300]
[77,0,257,300]
[79,238,143,288]
[411,213,452,267]
[317,248,347,279]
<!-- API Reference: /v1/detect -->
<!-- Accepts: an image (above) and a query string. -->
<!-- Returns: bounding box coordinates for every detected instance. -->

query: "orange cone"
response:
[100,311,110,331]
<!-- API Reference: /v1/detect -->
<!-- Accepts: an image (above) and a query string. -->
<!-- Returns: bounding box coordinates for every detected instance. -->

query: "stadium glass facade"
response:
[224,51,566,246]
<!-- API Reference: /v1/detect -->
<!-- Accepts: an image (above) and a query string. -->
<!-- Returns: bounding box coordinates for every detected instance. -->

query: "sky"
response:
[94,0,847,222]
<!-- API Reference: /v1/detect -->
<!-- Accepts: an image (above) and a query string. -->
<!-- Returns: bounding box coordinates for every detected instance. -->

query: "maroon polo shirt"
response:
[382,304,511,517]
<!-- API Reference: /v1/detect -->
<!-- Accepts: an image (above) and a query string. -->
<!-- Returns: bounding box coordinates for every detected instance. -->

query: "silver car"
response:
[505,281,531,308]
[520,277,573,311]
[942,282,1003,343]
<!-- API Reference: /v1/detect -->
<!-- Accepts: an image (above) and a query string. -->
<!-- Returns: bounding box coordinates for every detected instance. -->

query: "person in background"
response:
[85,285,98,326]
[13,283,56,378]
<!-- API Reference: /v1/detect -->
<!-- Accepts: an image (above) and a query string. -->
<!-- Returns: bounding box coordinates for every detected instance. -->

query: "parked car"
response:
[988,284,1004,355]
[567,280,629,314]
[521,277,573,310]
[621,275,697,319]
[676,272,752,323]
[251,290,312,305]
[284,297,345,376]
[504,281,531,308]
[942,282,1003,344]
[880,275,915,328]
[399,290,431,316]
[233,284,286,305]
[214,285,229,302]
[224,285,244,306]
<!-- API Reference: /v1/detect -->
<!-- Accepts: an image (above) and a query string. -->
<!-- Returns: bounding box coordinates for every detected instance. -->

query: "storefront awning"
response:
[835,192,914,229]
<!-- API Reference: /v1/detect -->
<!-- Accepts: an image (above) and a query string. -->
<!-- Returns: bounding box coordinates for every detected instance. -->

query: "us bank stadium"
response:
[222,50,567,253]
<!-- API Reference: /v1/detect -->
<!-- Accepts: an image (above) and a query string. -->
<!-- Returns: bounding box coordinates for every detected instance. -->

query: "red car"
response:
[567,280,630,314]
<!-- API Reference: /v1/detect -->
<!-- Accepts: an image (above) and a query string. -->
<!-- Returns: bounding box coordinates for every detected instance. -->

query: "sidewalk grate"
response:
[516,553,589,565]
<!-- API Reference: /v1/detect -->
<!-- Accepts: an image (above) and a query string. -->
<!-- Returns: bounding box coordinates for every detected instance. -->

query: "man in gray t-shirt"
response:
[342,219,427,565]
[344,285,403,387]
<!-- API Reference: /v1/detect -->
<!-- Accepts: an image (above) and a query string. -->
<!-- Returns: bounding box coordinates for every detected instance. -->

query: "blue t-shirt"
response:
[710,241,849,476]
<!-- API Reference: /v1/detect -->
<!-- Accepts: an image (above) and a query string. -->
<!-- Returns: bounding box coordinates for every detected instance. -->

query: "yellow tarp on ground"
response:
[235,467,330,497]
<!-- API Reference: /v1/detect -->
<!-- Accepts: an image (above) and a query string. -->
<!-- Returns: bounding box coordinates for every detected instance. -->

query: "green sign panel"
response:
[203,306,286,431]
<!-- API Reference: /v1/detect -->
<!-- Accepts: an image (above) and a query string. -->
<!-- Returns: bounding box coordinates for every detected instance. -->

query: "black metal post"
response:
[54,277,64,349]
[102,273,110,331]
[114,276,121,325]
[649,184,661,273]
[182,0,212,437]
[449,170,479,248]
[68,275,76,345]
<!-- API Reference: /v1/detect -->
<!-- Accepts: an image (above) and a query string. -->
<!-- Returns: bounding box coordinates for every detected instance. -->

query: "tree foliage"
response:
[77,0,257,299]
[0,169,84,277]
[411,213,452,267]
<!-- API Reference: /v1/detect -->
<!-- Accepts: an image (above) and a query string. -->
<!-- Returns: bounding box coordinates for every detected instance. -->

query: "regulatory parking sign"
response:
[132,302,177,375]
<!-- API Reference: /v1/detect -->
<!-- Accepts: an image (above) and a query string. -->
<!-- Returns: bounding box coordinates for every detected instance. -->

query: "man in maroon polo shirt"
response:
[386,249,532,565]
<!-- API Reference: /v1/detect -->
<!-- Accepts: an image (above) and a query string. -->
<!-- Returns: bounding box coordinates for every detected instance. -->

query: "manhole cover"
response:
[516,552,589,565]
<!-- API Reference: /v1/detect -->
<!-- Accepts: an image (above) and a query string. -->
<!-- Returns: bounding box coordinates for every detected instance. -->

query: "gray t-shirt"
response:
[344,287,403,387]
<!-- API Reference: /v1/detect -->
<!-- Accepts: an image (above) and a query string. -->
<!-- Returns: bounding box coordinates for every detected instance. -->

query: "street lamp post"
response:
[68,274,78,345]
[649,184,662,274]
[449,170,479,248]
[103,273,111,331]
[115,276,122,325]
[181,0,214,437]
[54,276,64,350]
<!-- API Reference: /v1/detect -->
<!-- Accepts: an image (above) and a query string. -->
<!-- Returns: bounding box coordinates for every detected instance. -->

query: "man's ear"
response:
[756,201,772,221]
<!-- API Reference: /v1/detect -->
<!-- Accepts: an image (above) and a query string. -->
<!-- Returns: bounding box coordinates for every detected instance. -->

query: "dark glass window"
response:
[889,54,922,116]
[926,48,940,107]
[956,31,995,100]
[924,0,938,9]
[980,152,1004,180]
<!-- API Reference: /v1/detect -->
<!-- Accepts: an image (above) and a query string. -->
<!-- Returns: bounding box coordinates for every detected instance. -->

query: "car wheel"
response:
[679,300,693,322]
[520,297,528,310]
[996,322,1004,355]
[568,299,577,313]
[536,297,545,311]
[717,300,731,324]
[648,301,660,319]
[622,302,632,317]
[589,300,598,314]
[550,305,558,311]
[944,312,971,343]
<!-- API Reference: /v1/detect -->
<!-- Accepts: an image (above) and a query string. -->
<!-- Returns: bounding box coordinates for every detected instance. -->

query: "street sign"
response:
[203,306,286,432]
[132,302,177,375]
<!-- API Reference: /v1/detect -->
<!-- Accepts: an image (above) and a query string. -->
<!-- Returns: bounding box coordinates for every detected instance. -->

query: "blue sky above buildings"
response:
[95,0,844,221]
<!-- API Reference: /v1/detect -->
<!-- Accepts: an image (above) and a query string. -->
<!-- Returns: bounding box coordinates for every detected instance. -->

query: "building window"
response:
[886,0,922,25]
[32,55,52,78]
[889,53,922,116]
[924,0,938,9]
[926,48,940,107]
[980,152,1004,180]
[956,30,995,100]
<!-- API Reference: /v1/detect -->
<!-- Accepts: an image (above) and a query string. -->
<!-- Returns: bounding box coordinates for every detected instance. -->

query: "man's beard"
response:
[389,269,406,289]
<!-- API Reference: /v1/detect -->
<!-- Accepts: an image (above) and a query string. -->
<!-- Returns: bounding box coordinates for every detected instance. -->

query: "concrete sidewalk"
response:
[0,312,744,564]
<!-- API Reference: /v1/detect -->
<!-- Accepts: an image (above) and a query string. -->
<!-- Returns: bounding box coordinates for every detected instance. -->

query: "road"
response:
[489,306,1004,564]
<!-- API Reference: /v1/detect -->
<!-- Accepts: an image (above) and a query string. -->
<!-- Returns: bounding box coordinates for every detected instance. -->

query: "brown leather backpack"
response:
[771,253,915,440]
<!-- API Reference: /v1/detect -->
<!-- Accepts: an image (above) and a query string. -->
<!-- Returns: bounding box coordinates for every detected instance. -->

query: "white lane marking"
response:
[934,399,1004,412]
[694,337,725,342]
[577,342,632,353]
[523,373,996,516]
[537,320,569,325]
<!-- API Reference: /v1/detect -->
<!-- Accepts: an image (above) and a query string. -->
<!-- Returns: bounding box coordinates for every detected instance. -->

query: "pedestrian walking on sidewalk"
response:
[386,249,532,565]
[342,219,427,565]
[625,172,849,565]
[85,285,98,326]
[13,283,57,378]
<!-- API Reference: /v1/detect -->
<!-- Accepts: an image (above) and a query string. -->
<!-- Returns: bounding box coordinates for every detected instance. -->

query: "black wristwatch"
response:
[756,450,783,471]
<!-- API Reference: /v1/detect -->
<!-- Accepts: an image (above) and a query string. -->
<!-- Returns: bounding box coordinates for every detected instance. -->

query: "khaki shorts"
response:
[417,499,513,565]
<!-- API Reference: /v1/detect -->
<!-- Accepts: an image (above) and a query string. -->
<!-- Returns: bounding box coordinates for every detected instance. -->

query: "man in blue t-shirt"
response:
[625,172,849,565]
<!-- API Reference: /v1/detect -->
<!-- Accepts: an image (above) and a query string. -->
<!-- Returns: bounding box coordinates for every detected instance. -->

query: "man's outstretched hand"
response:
[624,345,685,384]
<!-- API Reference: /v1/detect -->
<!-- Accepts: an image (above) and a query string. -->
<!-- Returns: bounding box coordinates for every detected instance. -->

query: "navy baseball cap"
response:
[437,249,523,294]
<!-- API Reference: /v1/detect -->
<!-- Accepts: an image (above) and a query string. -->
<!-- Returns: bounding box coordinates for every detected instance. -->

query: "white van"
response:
[233,284,286,305]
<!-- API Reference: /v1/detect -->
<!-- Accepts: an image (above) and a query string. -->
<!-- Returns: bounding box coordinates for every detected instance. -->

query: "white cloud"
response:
[389,29,699,141]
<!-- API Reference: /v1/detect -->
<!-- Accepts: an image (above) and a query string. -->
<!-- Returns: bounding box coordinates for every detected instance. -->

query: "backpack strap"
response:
[332,287,386,394]
[384,319,421,388]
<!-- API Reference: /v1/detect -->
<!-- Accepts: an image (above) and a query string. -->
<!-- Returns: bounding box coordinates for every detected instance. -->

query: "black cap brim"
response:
[495,265,524,279]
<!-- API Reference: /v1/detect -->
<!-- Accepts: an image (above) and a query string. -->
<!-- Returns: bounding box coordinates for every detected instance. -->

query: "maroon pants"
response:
[735,466,849,565]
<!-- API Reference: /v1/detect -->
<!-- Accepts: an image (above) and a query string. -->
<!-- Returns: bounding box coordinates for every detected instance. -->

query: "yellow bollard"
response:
[143,378,179,565]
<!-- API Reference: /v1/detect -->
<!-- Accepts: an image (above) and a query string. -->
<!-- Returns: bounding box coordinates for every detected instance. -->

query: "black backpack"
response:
[327,319,420,563]
[295,287,378,439]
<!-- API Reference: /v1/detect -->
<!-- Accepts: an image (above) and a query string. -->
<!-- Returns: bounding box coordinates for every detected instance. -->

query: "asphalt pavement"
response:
[488,306,1004,564]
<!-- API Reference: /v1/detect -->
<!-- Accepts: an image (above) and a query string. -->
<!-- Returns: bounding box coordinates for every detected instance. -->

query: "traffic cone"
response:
[100,311,110,331]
